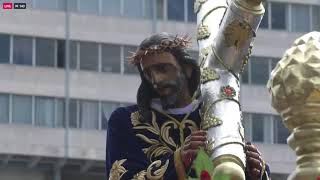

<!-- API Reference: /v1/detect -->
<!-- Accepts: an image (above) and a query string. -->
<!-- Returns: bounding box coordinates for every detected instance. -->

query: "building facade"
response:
[0,0,319,179]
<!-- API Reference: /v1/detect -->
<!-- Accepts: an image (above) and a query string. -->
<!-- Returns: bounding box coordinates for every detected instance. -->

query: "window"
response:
[102,44,121,73]
[168,0,185,21]
[101,0,120,16]
[56,98,65,128]
[187,0,196,22]
[34,0,57,10]
[273,115,290,144]
[145,0,154,19]
[78,0,99,14]
[123,46,139,74]
[271,3,288,30]
[251,113,264,142]
[242,113,251,141]
[0,94,9,124]
[102,102,121,130]
[0,34,10,64]
[260,2,268,28]
[69,99,78,128]
[80,42,98,71]
[241,64,249,84]
[57,40,77,69]
[12,95,32,125]
[250,57,269,85]
[291,4,310,32]
[79,100,99,129]
[312,6,320,31]
[35,97,55,127]
[36,38,55,67]
[156,0,164,19]
[13,36,33,65]
[123,0,144,18]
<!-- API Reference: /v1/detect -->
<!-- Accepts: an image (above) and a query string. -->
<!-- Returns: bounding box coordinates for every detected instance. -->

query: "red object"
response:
[200,170,211,180]
[224,87,233,96]
[316,176,320,180]
[3,2,13,9]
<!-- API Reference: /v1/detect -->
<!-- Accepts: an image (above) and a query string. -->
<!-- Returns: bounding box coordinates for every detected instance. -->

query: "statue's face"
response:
[140,52,185,98]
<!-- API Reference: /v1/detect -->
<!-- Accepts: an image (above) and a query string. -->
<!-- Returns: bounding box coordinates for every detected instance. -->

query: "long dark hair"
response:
[134,33,200,122]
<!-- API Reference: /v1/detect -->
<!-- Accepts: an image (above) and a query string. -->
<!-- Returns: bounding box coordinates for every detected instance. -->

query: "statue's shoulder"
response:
[108,104,139,129]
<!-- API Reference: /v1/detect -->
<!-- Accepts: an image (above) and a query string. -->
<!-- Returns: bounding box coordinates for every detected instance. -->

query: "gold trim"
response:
[201,67,220,84]
[197,24,211,40]
[131,170,147,180]
[224,19,253,51]
[146,160,170,179]
[109,159,127,180]
[234,0,265,15]
[194,0,207,13]
[201,115,223,130]
[174,148,186,180]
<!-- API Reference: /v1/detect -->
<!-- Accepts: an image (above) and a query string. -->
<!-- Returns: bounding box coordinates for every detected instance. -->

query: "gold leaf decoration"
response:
[161,121,178,148]
[109,159,127,180]
[224,19,252,50]
[131,111,141,126]
[201,67,220,84]
[131,170,147,180]
[146,160,170,179]
[197,24,211,40]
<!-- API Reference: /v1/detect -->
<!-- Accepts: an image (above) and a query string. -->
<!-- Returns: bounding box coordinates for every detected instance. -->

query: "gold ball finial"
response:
[267,31,320,130]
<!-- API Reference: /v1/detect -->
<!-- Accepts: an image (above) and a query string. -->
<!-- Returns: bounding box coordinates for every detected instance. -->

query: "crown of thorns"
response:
[128,35,192,65]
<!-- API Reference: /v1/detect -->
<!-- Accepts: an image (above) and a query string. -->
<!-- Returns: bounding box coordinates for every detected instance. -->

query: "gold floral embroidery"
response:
[146,160,170,180]
[109,159,127,180]
[130,111,199,161]
[131,170,147,180]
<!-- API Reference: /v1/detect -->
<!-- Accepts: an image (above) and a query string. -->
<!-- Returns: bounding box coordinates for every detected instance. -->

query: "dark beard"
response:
[155,73,186,110]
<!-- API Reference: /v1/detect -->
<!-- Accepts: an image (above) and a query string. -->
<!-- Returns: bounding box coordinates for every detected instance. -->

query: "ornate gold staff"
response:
[195,0,265,179]
[268,31,320,180]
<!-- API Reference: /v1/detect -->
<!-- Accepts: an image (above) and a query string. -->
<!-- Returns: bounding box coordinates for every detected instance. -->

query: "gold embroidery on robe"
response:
[109,159,127,180]
[131,170,147,180]
[146,160,170,180]
[131,111,198,161]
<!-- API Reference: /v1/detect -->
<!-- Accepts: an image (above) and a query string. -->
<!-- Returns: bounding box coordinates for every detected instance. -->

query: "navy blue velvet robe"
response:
[106,105,270,179]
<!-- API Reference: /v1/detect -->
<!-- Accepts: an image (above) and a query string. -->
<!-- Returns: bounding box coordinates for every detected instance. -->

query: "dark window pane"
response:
[34,0,57,10]
[145,0,154,19]
[260,2,268,28]
[102,44,121,73]
[123,46,139,74]
[102,102,121,130]
[35,97,55,127]
[57,0,66,10]
[312,6,320,31]
[123,0,143,18]
[56,98,65,128]
[12,95,32,124]
[13,36,33,65]
[36,38,55,67]
[157,0,164,20]
[0,34,10,64]
[69,99,78,128]
[187,0,196,22]
[251,57,269,85]
[168,0,184,21]
[251,113,264,142]
[291,4,310,32]
[271,58,280,70]
[274,115,290,144]
[271,3,288,30]
[0,94,9,123]
[57,40,77,69]
[241,63,249,84]
[102,0,120,16]
[80,42,98,71]
[80,100,99,129]
[78,0,99,14]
